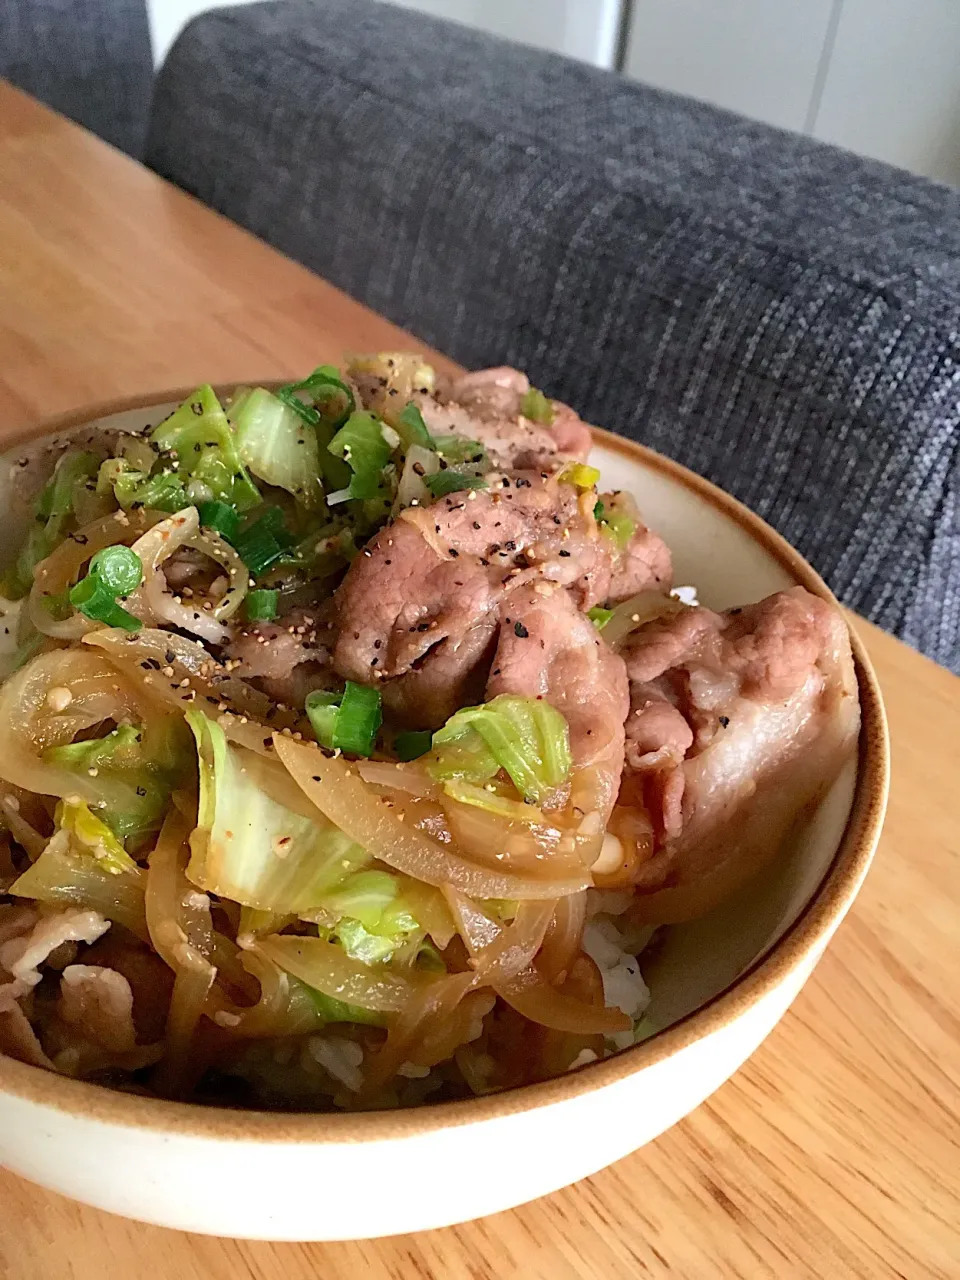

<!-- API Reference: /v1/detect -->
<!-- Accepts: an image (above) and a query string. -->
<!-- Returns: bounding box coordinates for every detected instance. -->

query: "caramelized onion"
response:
[274,735,591,900]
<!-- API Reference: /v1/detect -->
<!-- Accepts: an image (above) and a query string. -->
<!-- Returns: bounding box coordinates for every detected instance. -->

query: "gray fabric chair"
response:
[0,0,154,156]
[146,0,960,671]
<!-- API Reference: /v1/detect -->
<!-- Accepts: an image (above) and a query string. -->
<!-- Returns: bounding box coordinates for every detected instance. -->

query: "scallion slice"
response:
[198,500,240,542]
[68,545,143,631]
[246,588,279,622]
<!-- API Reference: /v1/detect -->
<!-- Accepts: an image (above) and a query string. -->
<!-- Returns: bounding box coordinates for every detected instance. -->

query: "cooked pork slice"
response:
[422,366,593,468]
[58,965,138,1053]
[621,587,860,919]
[333,474,670,726]
[225,612,333,707]
[0,908,111,1005]
[487,584,629,825]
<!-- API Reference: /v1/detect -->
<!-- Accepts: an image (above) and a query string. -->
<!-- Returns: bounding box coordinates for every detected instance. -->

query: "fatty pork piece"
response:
[621,587,860,921]
[487,584,629,827]
[333,473,671,727]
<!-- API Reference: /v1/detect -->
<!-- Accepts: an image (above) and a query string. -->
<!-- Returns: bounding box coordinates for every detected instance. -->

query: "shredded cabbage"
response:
[429,694,572,802]
[186,712,369,911]
[150,385,261,511]
[9,798,147,936]
[229,386,325,510]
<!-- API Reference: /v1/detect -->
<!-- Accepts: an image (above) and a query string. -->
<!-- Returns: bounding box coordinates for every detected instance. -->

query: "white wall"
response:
[624,0,960,185]
[148,0,624,68]
[148,0,256,64]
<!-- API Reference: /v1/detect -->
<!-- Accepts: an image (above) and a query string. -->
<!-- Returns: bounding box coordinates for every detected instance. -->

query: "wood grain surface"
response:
[0,83,957,1280]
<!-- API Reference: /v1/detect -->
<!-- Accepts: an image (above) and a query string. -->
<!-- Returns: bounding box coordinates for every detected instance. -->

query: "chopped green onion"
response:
[333,681,382,757]
[394,730,433,761]
[431,435,489,467]
[305,682,383,757]
[594,499,605,520]
[150,385,261,512]
[246,589,279,622]
[305,690,340,749]
[89,545,143,595]
[559,462,601,490]
[599,512,636,549]
[588,606,614,630]
[424,471,489,497]
[232,507,292,575]
[198,500,240,542]
[327,411,393,501]
[519,386,555,425]
[68,545,143,631]
[395,401,433,450]
[277,366,356,429]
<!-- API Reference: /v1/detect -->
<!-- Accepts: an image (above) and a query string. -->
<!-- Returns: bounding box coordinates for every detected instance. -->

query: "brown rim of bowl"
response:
[0,392,889,1142]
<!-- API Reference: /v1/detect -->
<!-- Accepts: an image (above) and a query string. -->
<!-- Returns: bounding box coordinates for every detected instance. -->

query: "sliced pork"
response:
[487,584,629,826]
[620,587,860,919]
[333,474,671,727]
[225,612,334,707]
[424,367,593,469]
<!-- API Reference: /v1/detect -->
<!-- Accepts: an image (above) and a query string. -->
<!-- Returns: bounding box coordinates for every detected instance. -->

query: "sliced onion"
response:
[129,509,231,645]
[601,590,684,649]
[274,735,591,900]
[255,935,415,1012]
[393,443,439,513]
[356,759,439,799]
[0,648,155,806]
[145,811,218,1096]
[451,890,629,1035]
[499,965,630,1034]
[84,627,299,729]
[537,891,588,982]
[187,530,248,621]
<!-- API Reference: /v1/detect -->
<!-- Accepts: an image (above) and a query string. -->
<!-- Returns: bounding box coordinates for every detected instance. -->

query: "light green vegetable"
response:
[598,512,636,549]
[229,386,324,509]
[429,694,572,802]
[44,721,186,843]
[150,385,261,511]
[9,798,146,936]
[102,456,189,514]
[519,386,555,424]
[186,712,369,910]
[305,681,382,757]
[588,606,614,630]
[558,462,601,490]
[6,450,100,597]
[326,411,393,502]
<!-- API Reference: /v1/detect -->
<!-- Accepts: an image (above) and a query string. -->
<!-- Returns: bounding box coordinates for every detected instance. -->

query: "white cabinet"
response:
[812,0,960,186]
[623,0,838,134]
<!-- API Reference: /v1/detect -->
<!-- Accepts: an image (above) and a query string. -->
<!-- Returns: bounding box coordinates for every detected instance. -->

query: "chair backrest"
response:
[0,0,154,156]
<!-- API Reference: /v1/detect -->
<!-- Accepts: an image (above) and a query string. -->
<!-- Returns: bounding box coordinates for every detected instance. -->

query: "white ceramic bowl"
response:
[0,396,889,1240]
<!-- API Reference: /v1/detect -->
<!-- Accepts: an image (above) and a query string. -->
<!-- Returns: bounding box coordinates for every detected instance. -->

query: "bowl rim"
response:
[0,391,890,1143]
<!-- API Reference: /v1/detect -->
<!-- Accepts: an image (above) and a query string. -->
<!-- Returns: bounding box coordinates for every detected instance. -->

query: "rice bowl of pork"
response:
[0,383,887,1240]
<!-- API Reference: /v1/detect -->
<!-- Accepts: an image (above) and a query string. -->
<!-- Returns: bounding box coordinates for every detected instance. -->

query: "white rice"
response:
[307,1035,364,1093]
[583,894,655,1054]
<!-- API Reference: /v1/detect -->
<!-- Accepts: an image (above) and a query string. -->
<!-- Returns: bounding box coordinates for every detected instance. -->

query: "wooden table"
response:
[0,82,957,1280]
